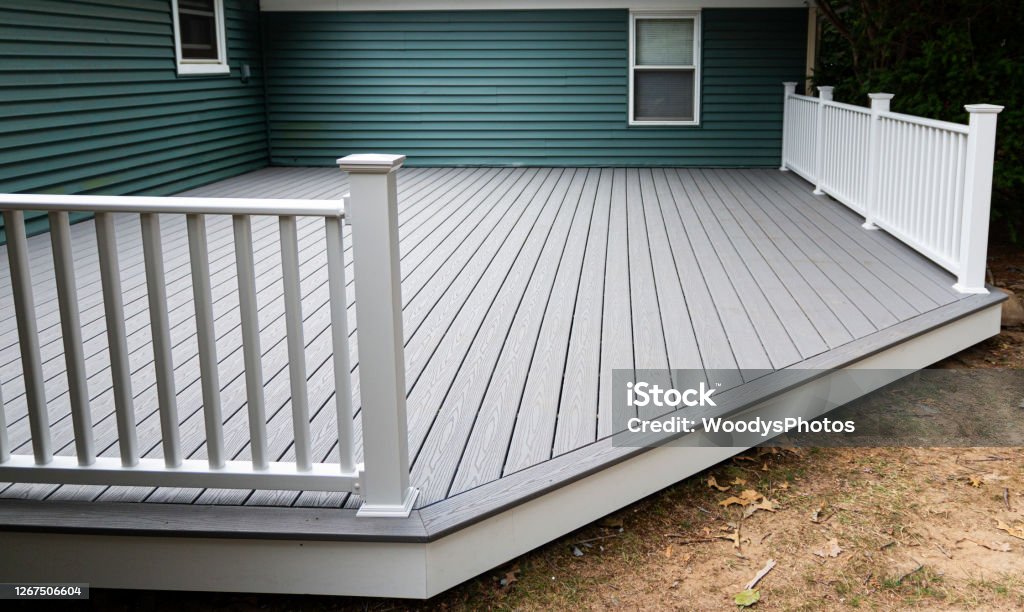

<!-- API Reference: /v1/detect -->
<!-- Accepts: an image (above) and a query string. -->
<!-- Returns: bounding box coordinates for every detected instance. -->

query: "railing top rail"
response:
[821,98,871,114]
[787,93,817,102]
[878,109,968,134]
[0,193,349,217]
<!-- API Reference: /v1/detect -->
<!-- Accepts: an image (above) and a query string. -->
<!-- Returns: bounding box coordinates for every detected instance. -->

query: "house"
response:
[0,0,1005,599]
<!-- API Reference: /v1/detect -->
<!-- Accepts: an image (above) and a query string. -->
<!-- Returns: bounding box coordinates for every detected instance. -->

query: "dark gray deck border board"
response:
[0,289,1002,542]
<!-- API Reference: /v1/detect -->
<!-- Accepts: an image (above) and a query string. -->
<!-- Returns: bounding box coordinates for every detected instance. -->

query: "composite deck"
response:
[0,166,976,511]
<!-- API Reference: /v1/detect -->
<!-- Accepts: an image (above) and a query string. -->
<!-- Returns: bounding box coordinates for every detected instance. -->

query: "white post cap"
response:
[964,104,1004,114]
[337,153,407,173]
[817,85,834,98]
[782,81,798,88]
[867,92,894,100]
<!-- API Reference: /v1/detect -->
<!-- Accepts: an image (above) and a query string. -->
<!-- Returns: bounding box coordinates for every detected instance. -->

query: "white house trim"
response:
[260,0,809,11]
[628,10,702,126]
[172,0,230,76]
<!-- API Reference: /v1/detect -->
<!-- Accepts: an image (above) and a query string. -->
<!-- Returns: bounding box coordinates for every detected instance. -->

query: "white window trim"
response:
[171,0,230,76]
[628,10,701,126]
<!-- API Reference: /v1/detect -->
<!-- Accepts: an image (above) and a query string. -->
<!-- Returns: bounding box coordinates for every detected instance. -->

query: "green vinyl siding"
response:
[262,8,806,167]
[0,0,268,239]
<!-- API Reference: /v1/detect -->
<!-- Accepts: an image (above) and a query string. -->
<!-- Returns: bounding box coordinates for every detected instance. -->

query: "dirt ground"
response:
[79,243,1024,611]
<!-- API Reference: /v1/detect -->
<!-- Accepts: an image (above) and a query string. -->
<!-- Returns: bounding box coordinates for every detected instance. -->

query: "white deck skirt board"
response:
[0,166,987,513]
[0,300,1002,598]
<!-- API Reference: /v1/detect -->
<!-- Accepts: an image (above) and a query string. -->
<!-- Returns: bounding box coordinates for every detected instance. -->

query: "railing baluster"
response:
[233,214,268,470]
[279,215,312,472]
[186,213,225,469]
[95,211,137,466]
[49,211,94,465]
[4,210,51,465]
[779,82,797,171]
[141,213,181,468]
[0,382,7,463]
[325,213,355,474]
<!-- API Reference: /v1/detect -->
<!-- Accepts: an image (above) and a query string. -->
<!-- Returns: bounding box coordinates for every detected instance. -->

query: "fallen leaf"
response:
[813,538,843,558]
[718,529,741,549]
[731,477,748,486]
[572,546,584,557]
[762,461,770,472]
[743,498,778,519]
[707,475,730,492]
[720,496,746,508]
[665,545,673,559]
[969,476,984,488]
[778,482,790,490]
[995,520,1024,541]
[740,489,763,503]
[810,507,823,523]
[734,588,760,608]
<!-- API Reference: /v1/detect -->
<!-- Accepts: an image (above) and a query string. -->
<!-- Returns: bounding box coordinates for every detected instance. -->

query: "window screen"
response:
[636,19,694,66]
[634,71,695,122]
[631,15,699,124]
[178,0,219,60]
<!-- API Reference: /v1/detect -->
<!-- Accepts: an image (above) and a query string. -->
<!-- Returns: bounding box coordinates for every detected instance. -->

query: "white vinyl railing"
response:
[780,82,1003,293]
[0,153,418,517]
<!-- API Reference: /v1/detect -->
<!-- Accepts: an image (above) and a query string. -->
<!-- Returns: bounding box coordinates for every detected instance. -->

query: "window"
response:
[629,11,700,125]
[172,0,229,75]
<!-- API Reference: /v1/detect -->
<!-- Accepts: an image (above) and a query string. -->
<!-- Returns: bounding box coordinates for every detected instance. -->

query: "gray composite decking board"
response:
[273,168,560,510]
[0,166,986,512]
[596,168,633,438]
[188,167,523,508]
[437,168,570,497]
[550,168,612,456]
[706,169,871,344]
[246,166,538,509]
[647,169,740,379]
[413,168,581,501]
[693,169,830,358]
[502,168,598,475]
[661,169,773,374]
[677,169,804,369]
[636,169,704,375]
[735,171,909,327]
[625,169,675,423]
[240,167,553,509]
[760,170,960,307]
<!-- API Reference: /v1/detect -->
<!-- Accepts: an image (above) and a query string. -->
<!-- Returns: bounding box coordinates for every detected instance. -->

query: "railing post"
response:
[779,81,797,171]
[337,153,419,518]
[862,92,894,230]
[954,104,1004,294]
[812,85,833,194]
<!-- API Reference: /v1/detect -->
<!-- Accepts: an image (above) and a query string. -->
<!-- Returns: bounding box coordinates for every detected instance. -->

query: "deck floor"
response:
[0,167,967,509]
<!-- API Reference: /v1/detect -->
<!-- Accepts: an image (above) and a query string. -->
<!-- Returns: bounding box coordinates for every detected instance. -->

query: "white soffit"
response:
[261,1,809,12]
